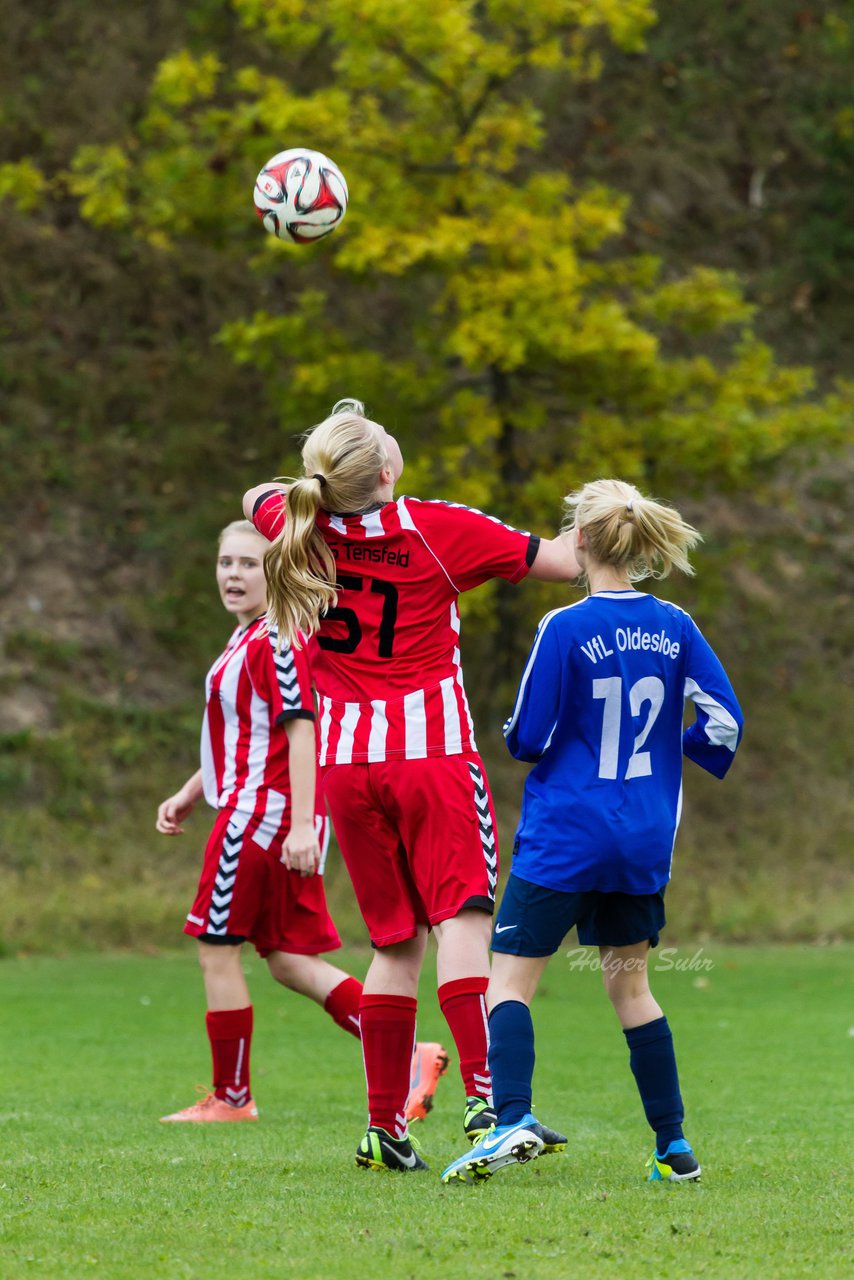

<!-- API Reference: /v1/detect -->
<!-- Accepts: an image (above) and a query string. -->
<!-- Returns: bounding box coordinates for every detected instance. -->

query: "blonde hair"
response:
[564,479,701,582]
[265,399,392,644]
[218,518,264,546]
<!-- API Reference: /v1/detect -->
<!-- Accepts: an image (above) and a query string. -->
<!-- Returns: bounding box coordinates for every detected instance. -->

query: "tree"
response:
[1,0,851,947]
[30,0,854,672]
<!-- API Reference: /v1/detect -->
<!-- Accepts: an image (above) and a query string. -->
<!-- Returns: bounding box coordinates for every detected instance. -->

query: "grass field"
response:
[2,945,851,1280]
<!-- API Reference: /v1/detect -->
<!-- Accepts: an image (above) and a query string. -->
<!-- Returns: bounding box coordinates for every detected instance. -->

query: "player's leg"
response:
[198,939,257,1108]
[600,940,662,1026]
[360,922,449,1124]
[266,947,447,1116]
[487,948,568,1154]
[321,763,433,1170]
[432,908,494,1135]
[161,938,258,1122]
[267,950,362,1037]
[441,876,579,1184]
[486,950,550,1123]
[199,934,251,1009]
[164,809,259,1123]
[388,753,499,1135]
[360,929,427,1117]
[592,893,700,1182]
[353,932,431,1171]
[439,951,550,1184]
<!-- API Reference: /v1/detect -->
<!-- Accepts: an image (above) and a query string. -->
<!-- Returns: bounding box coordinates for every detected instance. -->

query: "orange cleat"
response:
[405,1041,450,1122]
[160,1090,259,1123]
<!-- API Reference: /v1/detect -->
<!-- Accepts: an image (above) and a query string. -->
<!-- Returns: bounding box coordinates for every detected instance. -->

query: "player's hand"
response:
[156,791,196,835]
[281,819,321,877]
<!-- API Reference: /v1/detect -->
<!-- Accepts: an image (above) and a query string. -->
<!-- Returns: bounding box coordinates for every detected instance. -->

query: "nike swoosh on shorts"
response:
[495,924,516,933]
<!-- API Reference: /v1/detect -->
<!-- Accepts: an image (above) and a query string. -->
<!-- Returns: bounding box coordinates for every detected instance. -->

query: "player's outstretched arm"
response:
[528,531,581,582]
[242,482,287,521]
[156,769,204,835]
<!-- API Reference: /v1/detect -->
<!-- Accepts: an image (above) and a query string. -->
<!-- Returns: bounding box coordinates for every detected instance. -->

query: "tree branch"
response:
[382,36,466,125]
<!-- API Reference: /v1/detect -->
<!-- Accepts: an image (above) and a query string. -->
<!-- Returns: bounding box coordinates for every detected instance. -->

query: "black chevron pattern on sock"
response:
[468,762,498,897]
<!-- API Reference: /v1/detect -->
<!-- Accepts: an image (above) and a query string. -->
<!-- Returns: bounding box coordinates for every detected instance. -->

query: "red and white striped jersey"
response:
[200,616,317,820]
[252,492,539,765]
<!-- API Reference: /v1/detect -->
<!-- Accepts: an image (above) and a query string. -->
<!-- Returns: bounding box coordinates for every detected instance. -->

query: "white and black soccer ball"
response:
[253,148,349,244]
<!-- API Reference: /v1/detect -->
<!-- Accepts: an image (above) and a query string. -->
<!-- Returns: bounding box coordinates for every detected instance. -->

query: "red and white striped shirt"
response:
[200,617,318,824]
[252,493,538,766]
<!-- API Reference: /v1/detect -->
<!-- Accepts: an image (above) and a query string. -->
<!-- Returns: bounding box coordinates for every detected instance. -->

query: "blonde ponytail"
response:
[563,479,701,582]
[264,400,392,645]
[264,479,337,645]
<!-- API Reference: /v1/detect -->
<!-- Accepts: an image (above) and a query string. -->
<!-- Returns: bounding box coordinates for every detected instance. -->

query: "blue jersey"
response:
[504,590,743,895]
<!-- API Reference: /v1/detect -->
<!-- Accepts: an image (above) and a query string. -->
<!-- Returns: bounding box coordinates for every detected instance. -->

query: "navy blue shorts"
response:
[491,874,666,957]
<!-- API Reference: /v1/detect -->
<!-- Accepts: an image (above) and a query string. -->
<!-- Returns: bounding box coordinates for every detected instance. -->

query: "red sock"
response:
[359,994,417,1138]
[324,976,363,1039]
[206,1006,253,1106]
[438,977,491,1100]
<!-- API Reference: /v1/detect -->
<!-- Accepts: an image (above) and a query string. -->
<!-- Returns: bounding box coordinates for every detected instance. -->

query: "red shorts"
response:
[184,806,342,957]
[321,753,499,947]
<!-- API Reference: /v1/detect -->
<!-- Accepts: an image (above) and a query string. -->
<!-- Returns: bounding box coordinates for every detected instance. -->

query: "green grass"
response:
[2,946,851,1279]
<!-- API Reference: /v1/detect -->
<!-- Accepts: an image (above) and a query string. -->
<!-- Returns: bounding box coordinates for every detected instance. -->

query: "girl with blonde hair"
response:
[156,519,443,1123]
[244,399,579,1172]
[442,478,743,1186]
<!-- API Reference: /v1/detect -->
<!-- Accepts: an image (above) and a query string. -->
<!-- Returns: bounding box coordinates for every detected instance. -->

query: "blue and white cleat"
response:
[440,1113,544,1185]
[646,1138,701,1182]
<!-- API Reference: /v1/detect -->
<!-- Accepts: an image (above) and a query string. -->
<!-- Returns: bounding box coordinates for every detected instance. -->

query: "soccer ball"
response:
[253,148,349,244]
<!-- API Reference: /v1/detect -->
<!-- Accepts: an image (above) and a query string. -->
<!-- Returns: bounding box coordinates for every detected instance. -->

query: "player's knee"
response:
[602,966,648,1006]
[433,908,492,956]
[267,950,312,991]
[197,941,241,978]
[367,933,426,991]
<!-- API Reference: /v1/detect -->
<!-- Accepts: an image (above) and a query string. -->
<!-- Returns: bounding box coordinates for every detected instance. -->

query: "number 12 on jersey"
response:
[592,675,665,780]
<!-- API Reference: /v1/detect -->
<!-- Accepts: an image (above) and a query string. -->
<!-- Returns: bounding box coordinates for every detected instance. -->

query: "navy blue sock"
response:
[624,1015,685,1153]
[488,1000,535,1126]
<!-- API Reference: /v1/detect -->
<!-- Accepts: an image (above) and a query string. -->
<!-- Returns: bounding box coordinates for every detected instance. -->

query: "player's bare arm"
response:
[528,531,582,582]
[156,769,204,835]
[281,717,321,877]
[242,482,288,521]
